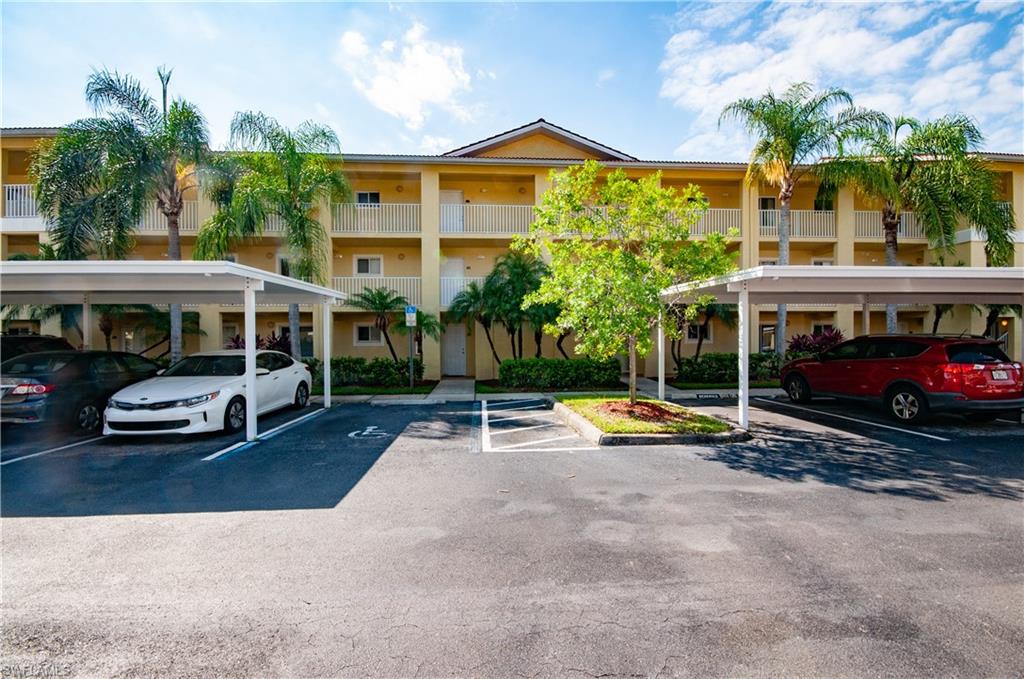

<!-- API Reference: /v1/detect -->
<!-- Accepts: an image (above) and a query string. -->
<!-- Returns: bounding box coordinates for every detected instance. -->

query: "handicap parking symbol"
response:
[348,425,389,439]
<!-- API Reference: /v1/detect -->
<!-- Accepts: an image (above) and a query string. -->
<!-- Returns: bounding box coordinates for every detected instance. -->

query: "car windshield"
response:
[162,355,245,377]
[1,353,74,375]
[946,343,1010,364]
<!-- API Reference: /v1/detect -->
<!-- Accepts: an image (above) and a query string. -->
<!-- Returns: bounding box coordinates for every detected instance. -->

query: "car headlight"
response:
[175,391,220,408]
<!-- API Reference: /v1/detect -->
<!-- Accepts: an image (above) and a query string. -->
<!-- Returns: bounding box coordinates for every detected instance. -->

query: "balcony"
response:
[332,276,421,307]
[1,184,46,232]
[440,204,534,235]
[333,203,420,234]
[759,210,835,239]
[441,276,486,306]
[691,208,741,236]
[854,211,925,240]
[136,200,200,233]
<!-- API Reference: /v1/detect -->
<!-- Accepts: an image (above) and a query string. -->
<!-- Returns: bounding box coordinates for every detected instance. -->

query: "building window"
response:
[278,256,291,278]
[354,255,383,276]
[813,196,834,211]
[758,197,776,210]
[811,258,834,266]
[686,323,712,343]
[354,324,384,346]
[356,191,381,205]
[279,324,315,357]
[759,258,778,266]
[759,325,776,352]
[813,323,834,335]
[222,323,239,347]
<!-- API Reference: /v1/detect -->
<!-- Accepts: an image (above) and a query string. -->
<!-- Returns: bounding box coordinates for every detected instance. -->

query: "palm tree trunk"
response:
[381,322,399,362]
[482,322,501,364]
[167,212,184,363]
[882,204,900,334]
[931,306,944,335]
[534,329,543,358]
[556,331,570,359]
[517,325,525,360]
[776,181,793,356]
[694,331,706,361]
[506,328,517,360]
[984,307,1001,337]
[628,335,638,404]
[288,304,301,359]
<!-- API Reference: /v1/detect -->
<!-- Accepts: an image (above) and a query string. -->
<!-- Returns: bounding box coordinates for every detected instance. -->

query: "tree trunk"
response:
[556,331,570,359]
[776,181,793,356]
[931,306,944,335]
[627,335,638,404]
[506,328,518,359]
[984,308,1000,337]
[534,329,543,358]
[517,325,524,360]
[482,323,501,364]
[882,204,900,334]
[381,321,399,362]
[694,316,711,361]
[288,303,301,359]
[694,333,705,361]
[99,313,114,351]
[167,212,184,363]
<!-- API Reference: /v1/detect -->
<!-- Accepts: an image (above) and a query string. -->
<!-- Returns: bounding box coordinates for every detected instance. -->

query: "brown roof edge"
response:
[442,118,638,161]
[1,127,61,138]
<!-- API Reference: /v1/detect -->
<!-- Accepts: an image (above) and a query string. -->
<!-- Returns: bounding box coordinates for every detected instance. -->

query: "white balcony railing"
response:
[332,276,421,306]
[759,209,835,238]
[137,200,200,232]
[3,184,37,218]
[691,208,741,236]
[263,214,287,234]
[854,211,925,239]
[440,204,534,235]
[440,276,486,306]
[333,203,420,234]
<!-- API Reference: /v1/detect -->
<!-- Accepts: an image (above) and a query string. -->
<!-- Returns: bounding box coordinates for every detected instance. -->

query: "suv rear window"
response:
[946,343,1010,364]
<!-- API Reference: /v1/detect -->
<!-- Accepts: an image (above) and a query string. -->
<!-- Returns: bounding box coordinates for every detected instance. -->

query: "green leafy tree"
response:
[33,67,209,362]
[521,160,735,403]
[198,112,349,358]
[821,114,1015,332]
[394,310,443,362]
[720,83,883,354]
[350,287,408,362]
[448,280,502,364]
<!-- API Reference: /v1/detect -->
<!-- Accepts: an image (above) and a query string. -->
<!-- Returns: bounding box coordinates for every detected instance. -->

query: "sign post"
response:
[405,306,417,389]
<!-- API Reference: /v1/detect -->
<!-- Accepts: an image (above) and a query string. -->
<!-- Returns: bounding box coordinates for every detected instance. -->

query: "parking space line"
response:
[481,400,492,451]
[489,412,554,424]
[489,422,557,436]
[497,446,600,452]
[203,408,328,461]
[492,434,579,450]
[484,398,544,407]
[753,397,952,442]
[483,403,549,414]
[0,436,106,466]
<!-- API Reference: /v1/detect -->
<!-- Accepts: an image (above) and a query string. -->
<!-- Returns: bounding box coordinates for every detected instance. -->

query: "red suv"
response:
[781,335,1024,424]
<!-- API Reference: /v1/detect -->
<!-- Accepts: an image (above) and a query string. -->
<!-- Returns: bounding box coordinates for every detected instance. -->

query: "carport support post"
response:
[81,294,91,349]
[243,280,258,442]
[861,299,871,336]
[657,311,665,401]
[737,287,749,430]
[321,298,331,409]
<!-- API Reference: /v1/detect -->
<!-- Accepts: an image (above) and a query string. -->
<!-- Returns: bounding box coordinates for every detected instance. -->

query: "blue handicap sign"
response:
[405,305,417,314]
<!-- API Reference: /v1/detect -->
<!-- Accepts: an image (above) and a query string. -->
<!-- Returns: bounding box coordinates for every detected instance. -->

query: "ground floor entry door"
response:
[442,323,467,376]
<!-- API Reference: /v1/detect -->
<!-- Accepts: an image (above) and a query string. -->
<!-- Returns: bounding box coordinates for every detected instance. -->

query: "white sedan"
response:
[103,350,311,435]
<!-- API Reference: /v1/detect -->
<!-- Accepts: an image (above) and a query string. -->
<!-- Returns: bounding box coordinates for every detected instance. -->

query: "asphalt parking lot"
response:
[2,398,1022,676]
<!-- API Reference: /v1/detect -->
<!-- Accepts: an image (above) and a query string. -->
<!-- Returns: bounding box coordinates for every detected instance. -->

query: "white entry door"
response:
[442,323,467,376]
[440,190,464,232]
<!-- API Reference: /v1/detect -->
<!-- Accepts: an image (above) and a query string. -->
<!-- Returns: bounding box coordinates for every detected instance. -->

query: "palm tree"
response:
[220,112,350,358]
[193,153,268,260]
[487,252,547,359]
[523,302,561,358]
[394,310,443,362]
[982,305,1021,339]
[33,67,209,362]
[692,304,737,361]
[447,280,502,364]
[350,287,407,362]
[720,83,883,354]
[822,114,1015,333]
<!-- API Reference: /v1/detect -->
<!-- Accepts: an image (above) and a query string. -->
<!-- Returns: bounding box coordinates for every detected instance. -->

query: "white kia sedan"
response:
[103,350,311,435]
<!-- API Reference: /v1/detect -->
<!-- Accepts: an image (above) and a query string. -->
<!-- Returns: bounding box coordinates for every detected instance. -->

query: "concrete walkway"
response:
[634,376,784,400]
[428,378,476,402]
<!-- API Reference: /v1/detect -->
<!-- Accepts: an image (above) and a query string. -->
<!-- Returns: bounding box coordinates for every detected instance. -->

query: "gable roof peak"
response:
[443,119,636,161]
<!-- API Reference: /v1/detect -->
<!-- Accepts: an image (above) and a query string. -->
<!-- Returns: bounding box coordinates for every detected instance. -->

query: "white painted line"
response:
[1,435,106,466]
[482,397,544,407]
[997,418,1022,425]
[202,440,249,462]
[489,412,555,424]
[203,408,328,461]
[753,398,952,442]
[481,399,492,452]
[492,446,600,453]
[493,434,580,450]
[489,422,558,436]
[482,403,550,414]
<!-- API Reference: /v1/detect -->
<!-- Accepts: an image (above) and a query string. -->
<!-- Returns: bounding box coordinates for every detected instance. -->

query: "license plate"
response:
[992,369,1009,381]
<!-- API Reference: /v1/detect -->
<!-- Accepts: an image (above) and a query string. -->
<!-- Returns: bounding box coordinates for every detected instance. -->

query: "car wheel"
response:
[293,382,309,409]
[885,385,929,424]
[964,412,999,424]
[784,374,811,403]
[224,396,246,434]
[74,403,101,431]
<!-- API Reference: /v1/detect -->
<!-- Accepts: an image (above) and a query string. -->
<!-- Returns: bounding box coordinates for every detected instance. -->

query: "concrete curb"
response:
[552,401,750,446]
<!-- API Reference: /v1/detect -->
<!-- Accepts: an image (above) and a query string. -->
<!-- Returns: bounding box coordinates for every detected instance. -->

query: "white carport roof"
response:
[0,260,346,306]
[0,260,347,441]
[661,266,1024,306]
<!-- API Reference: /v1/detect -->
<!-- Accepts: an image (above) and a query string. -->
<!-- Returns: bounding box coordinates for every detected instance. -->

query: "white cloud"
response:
[975,0,1021,17]
[476,68,497,80]
[334,22,474,130]
[659,2,1023,158]
[597,68,616,86]
[419,134,453,153]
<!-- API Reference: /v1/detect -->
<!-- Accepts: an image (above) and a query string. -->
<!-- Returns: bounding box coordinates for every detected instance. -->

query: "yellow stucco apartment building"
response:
[2,119,1023,377]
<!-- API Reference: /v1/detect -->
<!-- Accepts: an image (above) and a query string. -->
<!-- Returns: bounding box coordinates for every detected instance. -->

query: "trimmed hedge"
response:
[306,356,425,388]
[675,351,795,383]
[498,357,622,389]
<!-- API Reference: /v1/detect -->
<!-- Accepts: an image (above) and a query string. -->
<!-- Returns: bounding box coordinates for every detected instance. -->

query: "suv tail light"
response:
[941,363,963,390]
[11,383,55,395]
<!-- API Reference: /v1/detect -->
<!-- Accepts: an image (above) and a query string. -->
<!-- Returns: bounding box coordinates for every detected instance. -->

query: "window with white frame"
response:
[354,255,383,276]
[222,323,239,347]
[356,191,381,205]
[759,258,778,266]
[813,323,834,335]
[354,323,384,346]
[811,258,834,266]
[686,322,712,343]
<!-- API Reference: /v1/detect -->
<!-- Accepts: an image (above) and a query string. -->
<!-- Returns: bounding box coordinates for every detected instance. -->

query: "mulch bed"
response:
[597,401,688,423]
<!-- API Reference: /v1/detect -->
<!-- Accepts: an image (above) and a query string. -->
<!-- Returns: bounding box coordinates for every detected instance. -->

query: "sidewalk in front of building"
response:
[634,376,784,400]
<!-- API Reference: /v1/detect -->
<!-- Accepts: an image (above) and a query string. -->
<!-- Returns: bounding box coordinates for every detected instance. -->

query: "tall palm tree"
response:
[822,114,1015,332]
[222,112,350,358]
[487,252,547,359]
[720,83,883,354]
[447,280,502,364]
[394,310,443,362]
[350,287,407,362]
[33,67,209,362]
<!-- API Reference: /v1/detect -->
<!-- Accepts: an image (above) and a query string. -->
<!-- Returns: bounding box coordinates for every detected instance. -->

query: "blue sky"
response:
[2,1,1021,160]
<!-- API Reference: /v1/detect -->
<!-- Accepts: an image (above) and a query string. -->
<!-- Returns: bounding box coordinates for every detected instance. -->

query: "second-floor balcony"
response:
[137,200,200,233]
[441,204,535,235]
[854,211,926,240]
[759,209,835,239]
[441,276,486,306]
[333,203,421,234]
[691,208,741,236]
[332,276,421,307]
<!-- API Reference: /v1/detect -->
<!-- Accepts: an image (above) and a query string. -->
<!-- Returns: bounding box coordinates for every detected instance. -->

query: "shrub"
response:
[305,357,323,387]
[498,357,621,389]
[223,332,292,353]
[787,328,845,354]
[332,356,367,385]
[295,356,425,389]
[676,351,786,383]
